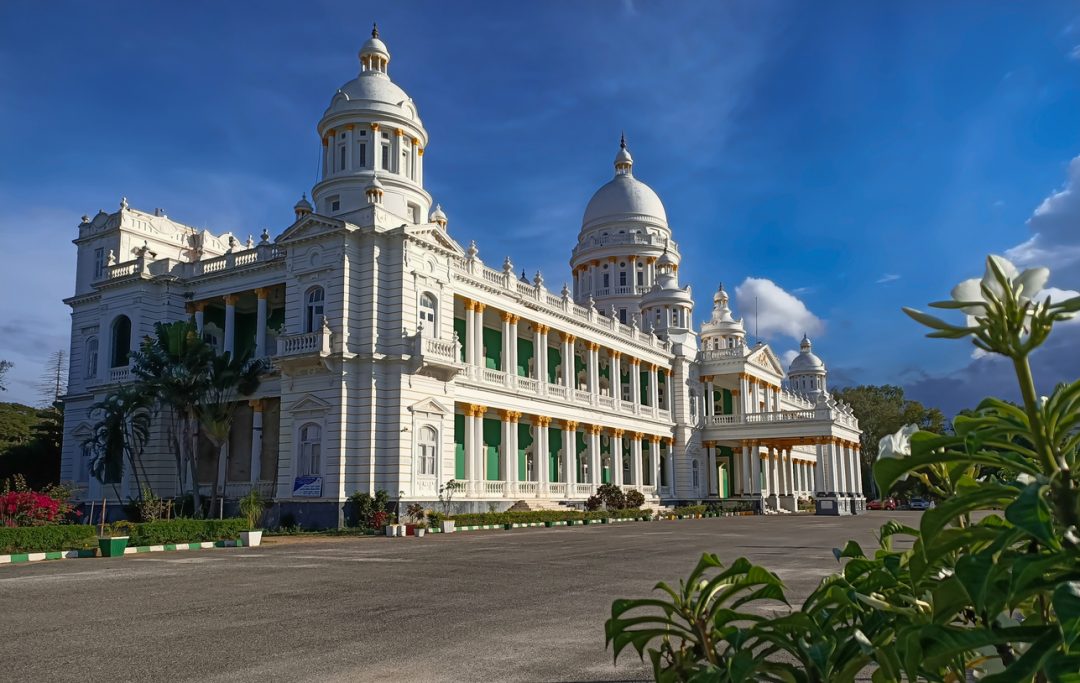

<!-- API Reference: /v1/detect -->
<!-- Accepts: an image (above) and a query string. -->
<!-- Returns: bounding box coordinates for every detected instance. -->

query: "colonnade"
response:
[459,403,674,499]
[459,297,673,414]
[187,285,279,359]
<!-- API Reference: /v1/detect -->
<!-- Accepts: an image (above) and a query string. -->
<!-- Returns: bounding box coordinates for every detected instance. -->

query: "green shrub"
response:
[449,507,649,527]
[238,489,265,529]
[123,518,247,545]
[0,524,97,553]
[672,505,706,517]
[624,489,646,509]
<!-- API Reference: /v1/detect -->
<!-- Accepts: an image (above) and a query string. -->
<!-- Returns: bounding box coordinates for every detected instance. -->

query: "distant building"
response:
[61,29,864,526]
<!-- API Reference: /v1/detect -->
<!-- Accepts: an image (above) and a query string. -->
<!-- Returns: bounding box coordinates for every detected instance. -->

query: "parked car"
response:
[866,497,897,511]
[908,497,931,511]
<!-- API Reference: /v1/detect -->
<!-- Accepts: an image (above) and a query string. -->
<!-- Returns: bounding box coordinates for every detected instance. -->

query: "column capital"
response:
[626,357,639,366]
[467,404,487,417]
[587,424,603,435]
[649,434,661,443]
[223,294,239,305]
[509,314,520,324]
[587,341,600,352]
[649,363,659,372]
[255,287,270,300]
[701,375,712,383]
[610,427,625,438]
[369,122,380,131]
[631,431,645,441]
[731,389,740,396]
[532,415,552,427]
[394,128,404,137]
[628,254,638,262]
[664,436,674,445]
[500,409,522,422]
[475,302,487,313]
[645,256,657,264]
[661,368,671,377]
[610,350,621,359]
[703,440,716,448]
[248,399,263,411]
[344,123,355,130]
[534,324,550,334]
[607,256,617,263]
[326,127,336,136]
[557,332,576,343]
[563,420,579,431]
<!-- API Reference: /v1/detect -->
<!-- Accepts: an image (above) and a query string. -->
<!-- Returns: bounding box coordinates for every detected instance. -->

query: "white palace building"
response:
[60,29,864,526]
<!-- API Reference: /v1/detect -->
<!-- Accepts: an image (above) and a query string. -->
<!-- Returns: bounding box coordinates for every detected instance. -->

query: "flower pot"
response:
[98,536,128,557]
[544,521,554,528]
[440,520,456,534]
[503,523,513,530]
[405,524,417,536]
[600,517,610,524]
[385,524,402,537]
[239,530,263,547]
[414,527,426,538]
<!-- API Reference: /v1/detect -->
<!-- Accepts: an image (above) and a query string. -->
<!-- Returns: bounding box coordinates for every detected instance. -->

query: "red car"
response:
[867,497,897,511]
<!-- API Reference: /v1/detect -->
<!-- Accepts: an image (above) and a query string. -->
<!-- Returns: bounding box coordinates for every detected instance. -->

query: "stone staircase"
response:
[506,499,575,512]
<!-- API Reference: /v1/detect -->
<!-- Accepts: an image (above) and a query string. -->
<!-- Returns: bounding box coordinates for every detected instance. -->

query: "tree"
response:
[128,321,262,516]
[829,384,945,497]
[83,388,151,500]
[0,359,12,392]
[37,350,67,407]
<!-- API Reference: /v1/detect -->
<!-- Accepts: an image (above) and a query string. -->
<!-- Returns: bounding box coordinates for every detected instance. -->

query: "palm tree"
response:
[83,386,152,500]
[130,321,263,516]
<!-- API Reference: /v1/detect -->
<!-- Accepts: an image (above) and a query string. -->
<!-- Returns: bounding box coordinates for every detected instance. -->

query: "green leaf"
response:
[1004,482,1055,547]
[981,628,1060,683]
[1054,581,1080,651]
[1044,651,1080,683]
[902,307,964,331]
[919,482,1018,543]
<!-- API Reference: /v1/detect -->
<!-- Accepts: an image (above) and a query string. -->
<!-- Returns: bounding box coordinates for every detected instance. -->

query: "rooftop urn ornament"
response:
[533,269,544,288]
[106,250,116,267]
[466,240,479,261]
[587,295,596,311]
[260,228,270,244]
[120,197,128,211]
[246,235,254,249]
[227,235,237,252]
[503,256,514,274]
[561,283,571,300]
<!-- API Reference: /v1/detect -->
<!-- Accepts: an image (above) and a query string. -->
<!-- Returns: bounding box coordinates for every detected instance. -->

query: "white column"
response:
[249,400,263,483]
[664,440,674,493]
[587,343,599,395]
[648,364,660,414]
[704,378,715,416]
[508,315,519,378]
[537,418,550,493]
[463,409,475,491]
[750,445,762,495]
[649,438,660,490]
[854,448,864,495]
[612,431,624,486]
[835,439,848,494]
[223,294,237,356]
[814,442,826,493]
[537,325,549,387]
[506,412,519,494]
[501,312,512,374]
[588,427,601,487]
[629,360,641,407]
[611,352,622,406]
[193,302,206,335]
[465,301,477,367]
[630,434,643,487]
[663,370,673,411]
[741,443,752,494]
[474,303,487,369]
[255,288,268,358]
[475,408,488,486]
[563,422,577,497]
[500,412,513,493]
[560,333,574,388]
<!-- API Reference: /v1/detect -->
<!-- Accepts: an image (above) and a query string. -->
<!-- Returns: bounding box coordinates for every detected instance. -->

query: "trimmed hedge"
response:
[450,508,647,527]
[0,524,97,554]
[111,518,248,546]
[672,505,708,518]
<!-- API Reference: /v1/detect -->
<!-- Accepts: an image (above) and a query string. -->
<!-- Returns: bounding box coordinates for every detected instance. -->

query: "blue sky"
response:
[1,1,1079,413]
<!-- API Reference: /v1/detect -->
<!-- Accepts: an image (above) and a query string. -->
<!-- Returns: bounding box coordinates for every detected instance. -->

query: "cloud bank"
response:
[734,277,824,344]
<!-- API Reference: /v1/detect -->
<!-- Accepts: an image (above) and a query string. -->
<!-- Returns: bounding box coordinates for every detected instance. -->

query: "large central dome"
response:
[581,141,668,230]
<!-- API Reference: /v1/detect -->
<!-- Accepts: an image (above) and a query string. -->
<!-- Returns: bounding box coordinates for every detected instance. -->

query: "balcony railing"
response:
[109,366,131,383]
[276,328,330,357]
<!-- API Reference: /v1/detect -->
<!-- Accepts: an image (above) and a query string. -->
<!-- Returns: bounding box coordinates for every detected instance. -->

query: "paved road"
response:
[0,512,919,682]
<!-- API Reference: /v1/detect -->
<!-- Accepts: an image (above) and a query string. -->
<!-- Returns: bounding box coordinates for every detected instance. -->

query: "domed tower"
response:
[639,250,694,337]
[787,334,828,398]
[311,25,432,224]
[570,136,678,325]
[699,284,745,351]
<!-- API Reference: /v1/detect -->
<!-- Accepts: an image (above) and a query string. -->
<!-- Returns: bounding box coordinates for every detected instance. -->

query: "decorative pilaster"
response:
[562,420,578,497]
[611,428,625,487]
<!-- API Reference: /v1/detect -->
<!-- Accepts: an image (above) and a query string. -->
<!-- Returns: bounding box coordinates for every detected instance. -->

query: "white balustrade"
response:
[548,482,567,495]
[574,483,594,497]
[482,367,506,384]
[276,329,330,356]
[517,377,538,392]
[518,481,539,495]
[547,384,568,400]
[597,395,615,409]
[574,389,592,403]
[109,366,131,383]
[483,480,506,496]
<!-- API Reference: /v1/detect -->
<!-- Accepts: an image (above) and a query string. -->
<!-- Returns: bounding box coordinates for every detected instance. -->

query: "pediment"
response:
[405,224,465,257]
[276,214,346,244]
[747,344,786,378]
[290,393,332,413]
[408,397,451,415]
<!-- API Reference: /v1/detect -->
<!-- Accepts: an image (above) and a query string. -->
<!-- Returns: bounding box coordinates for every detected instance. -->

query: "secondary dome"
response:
[322,26,421,122]
[581,137,668,229]
[788,335,826,374]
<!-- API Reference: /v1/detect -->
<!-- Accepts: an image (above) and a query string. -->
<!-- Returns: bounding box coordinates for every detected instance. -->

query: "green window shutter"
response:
[454,413,465,479]
[548,429,562,482]
[482,327,502,370]
[454,318,467,361]
[547,347,561,384]
[483,417,501,480]
[723,389,733,415]
[517,337,533,377]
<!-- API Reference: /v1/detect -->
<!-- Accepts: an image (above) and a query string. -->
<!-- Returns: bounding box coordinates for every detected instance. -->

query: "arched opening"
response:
[304,287,325,333]
[85,337,99,379]
[298,423,322,476]
[419,292,437,337]
[417,425,437,475]
[110,316,131,368]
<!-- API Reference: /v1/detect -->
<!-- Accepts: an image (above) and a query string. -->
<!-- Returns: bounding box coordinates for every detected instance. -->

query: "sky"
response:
[1,1,1079,415]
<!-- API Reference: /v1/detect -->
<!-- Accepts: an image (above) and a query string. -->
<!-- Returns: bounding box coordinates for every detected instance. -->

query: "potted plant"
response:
[437,479,462,533]
[238,488,265,547]
[414,519,428,538]
[99,520,132,557]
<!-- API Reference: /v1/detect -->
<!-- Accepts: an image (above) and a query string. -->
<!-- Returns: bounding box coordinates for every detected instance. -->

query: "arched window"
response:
[304,287,325,333]
[417,425,437,475]
[691,459,700,489]
[298,423,322,476]
[85,337,99,379]
[419,293,437,337]
[111,316,131,368]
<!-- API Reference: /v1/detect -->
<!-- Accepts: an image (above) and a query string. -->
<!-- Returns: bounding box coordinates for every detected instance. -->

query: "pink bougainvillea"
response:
[0,491,74,527]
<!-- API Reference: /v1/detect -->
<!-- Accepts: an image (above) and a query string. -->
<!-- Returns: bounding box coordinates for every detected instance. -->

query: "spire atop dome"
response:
[801,333,812,350]
[614,134,633,175]
[359,23,390,74]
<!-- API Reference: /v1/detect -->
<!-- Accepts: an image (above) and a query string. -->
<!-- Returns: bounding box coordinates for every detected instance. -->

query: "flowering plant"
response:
[606,255,1080,681]
[0,490,76,527]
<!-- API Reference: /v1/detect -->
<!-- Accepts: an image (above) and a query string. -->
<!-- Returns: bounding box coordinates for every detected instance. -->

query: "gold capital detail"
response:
[564,420,579,431]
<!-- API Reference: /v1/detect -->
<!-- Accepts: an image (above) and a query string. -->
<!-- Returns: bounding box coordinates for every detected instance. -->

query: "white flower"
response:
[950,255,1049,319]
[877,424,919,481]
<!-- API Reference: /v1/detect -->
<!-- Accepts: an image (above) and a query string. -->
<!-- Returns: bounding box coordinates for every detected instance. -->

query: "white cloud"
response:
[734,277,824,343]
[876,273,900,284]
[1070,45,1080,61]
[781,349,799,366]
[1006,155,1080,285]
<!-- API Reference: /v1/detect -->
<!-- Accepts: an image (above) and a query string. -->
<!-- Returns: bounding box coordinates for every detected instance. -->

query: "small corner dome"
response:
[360,36,389,61]
[294,194,313,211]
[658,249,677,268]
[429,204,447,223]
[366,174,384,190]
[788,336,826,374]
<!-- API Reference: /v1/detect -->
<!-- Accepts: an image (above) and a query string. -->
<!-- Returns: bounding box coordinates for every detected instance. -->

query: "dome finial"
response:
[614,133,633,174]
[372,22,379,38]
[620,131,626,149]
